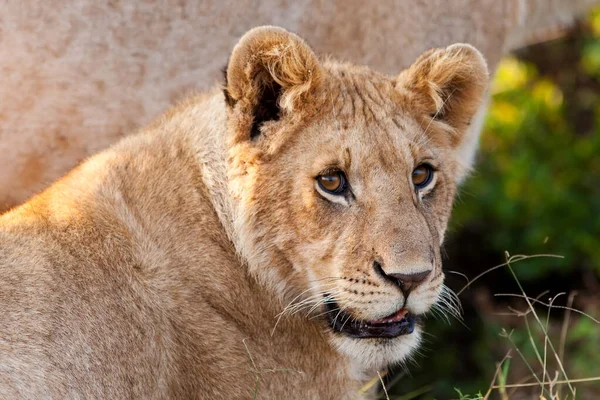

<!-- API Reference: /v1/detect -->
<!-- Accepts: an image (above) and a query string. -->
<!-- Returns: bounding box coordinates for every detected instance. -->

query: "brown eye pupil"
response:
[412,164,433,188]
[317,171,346,194]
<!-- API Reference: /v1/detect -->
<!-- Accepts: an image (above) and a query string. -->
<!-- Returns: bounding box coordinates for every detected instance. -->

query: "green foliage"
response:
[452,25,600,279]
[567,317,600,378]
[453,388,483,400]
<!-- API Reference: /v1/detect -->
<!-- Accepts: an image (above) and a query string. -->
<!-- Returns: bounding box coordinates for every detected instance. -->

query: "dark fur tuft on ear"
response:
[223,57,282,139]
[222,62,236,108]
[249,81,282,139]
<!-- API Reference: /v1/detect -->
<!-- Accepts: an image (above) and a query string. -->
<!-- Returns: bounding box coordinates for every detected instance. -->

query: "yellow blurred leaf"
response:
[532,79,563,109]
[492,57,531,94]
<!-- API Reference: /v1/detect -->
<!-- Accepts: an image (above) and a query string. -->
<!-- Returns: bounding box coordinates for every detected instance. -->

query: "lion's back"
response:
[0,199,174,398]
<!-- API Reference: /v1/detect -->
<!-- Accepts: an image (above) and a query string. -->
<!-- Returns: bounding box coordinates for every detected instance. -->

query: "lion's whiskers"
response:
[278,285,337,317]
[271,284,347,336]
[429,284,463,324]
[332,296,357,327]
[338,299,359,331]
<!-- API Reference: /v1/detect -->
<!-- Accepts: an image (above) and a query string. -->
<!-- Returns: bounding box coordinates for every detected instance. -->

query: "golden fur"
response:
[0,0,597,212]
[0,27,488,398]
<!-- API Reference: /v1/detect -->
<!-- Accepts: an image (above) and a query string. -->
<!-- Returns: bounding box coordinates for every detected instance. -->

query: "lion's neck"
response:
[176,92,239,248]
[179,92,298,302]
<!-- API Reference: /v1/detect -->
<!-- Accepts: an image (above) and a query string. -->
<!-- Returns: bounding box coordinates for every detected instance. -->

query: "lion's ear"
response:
[224,26,321,140]
[397,44,489,148]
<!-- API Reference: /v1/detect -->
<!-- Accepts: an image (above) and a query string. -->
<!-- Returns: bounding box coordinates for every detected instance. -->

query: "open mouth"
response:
[323,297,420,339]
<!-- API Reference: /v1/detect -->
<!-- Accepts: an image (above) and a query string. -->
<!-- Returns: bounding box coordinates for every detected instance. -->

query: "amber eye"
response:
[412,164,434,189]
[317,171,347,194]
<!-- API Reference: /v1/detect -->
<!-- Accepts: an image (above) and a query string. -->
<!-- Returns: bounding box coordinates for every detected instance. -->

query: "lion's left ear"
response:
[396,44,489,150]
[224,26,321,142]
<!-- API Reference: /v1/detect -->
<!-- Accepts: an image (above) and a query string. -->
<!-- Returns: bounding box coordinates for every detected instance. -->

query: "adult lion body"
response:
[1,27,489,398]
[0,0,597,212]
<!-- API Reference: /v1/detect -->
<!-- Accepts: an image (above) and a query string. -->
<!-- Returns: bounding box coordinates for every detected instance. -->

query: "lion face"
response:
[224,27,488,370]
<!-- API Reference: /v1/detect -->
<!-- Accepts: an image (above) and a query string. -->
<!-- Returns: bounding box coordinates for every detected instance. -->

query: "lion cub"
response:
[0,27,488,399]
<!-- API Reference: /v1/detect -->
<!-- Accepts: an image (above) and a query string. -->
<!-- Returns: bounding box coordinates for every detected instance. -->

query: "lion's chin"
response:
[329,327,423,372]
[323,297,424,371]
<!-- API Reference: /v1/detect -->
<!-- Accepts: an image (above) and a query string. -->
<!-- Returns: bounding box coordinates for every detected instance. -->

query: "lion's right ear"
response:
[224,26,321,141]
[396,44,489,150]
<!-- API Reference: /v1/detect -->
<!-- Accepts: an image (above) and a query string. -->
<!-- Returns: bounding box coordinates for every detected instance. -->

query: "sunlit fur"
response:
[0,27,487,398]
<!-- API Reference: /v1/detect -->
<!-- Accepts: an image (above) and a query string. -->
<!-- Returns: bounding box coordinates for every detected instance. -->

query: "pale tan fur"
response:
[0,27,488,399]
[0,0,597,212]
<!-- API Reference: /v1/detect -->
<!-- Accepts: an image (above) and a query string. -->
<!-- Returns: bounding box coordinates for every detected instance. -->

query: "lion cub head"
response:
[222,26,488,369]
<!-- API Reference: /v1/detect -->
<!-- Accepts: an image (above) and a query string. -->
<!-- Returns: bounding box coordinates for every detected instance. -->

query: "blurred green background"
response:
[386,9,600,400]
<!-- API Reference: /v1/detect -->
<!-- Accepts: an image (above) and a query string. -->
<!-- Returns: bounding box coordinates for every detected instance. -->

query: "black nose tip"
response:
[373,261,432,294]
[388,271,431,293]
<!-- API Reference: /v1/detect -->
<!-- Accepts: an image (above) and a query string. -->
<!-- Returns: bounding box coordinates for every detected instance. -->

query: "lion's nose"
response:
[374,261,431,294]
[388,271,431,293]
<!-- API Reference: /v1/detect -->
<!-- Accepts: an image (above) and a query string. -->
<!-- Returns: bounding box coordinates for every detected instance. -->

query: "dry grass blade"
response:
[557,292,577,400]
[493,293,599,324]
[445,270,470,283]
[361,370,388,394]
[483,350,512,400]
[490,376,600,389]
[500,328,548,396]
[457,254,564,296]
[378,371,390,400]
[559,292,577,361]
